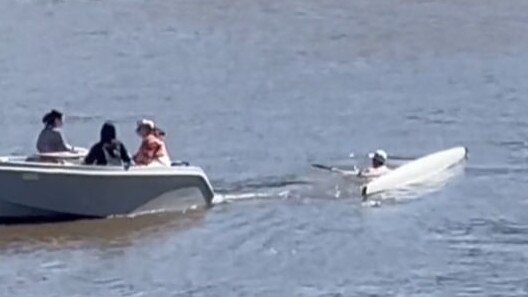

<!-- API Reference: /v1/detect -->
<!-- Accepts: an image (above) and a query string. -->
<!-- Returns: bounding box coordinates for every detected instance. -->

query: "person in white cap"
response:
[358,149,392,178]
[133,119,171,167]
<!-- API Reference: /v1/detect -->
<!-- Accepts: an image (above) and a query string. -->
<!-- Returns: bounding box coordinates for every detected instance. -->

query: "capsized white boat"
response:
[0,155,215,222]
[361,146,468,197]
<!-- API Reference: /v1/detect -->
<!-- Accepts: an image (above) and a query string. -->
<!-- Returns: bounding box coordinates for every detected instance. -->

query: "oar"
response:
[311,164,359,176]
[311,164,336,172]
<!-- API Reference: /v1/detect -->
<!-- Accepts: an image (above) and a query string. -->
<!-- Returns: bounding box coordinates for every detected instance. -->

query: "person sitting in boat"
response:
[133,119,171,167]
[358,149,392,178]
[36,109,77,153]
[84,122,132,166]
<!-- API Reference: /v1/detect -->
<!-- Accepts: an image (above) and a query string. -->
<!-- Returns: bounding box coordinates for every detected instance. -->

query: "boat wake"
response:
[212,190,291,204]
[211,170,366,205]
[212,175,312,204]
[211,159,467,208]
[213,175,312,194]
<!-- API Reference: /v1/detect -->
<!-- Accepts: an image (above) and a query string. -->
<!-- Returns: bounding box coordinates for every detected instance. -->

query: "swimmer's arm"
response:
[333,166,360,176]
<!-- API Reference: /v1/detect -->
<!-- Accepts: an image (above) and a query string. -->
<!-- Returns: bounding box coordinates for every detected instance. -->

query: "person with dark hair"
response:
[36,109,75,153]
[133,119,171,167]
[84,122,132,166]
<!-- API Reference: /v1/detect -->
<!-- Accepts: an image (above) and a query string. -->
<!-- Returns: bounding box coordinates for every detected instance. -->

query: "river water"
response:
[1,0,528,296]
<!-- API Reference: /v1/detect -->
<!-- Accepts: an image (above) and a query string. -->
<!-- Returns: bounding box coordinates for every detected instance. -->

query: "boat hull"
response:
[0,159,215,221]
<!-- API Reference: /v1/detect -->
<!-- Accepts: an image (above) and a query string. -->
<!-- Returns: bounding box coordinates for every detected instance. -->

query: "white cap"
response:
[368,149,388,162]
[137,119,155,129]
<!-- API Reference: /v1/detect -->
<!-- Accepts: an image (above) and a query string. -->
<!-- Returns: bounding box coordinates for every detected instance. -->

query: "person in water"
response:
[133,119,171,167]
[358,149,392,178]
[84,122,132,166]
[36,109,76,153]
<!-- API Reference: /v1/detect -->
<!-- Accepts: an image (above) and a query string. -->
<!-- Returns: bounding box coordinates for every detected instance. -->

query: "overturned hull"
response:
[362,146,468,197]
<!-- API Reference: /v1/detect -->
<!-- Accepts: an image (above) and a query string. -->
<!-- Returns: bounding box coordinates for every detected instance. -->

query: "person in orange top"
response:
[133,119,171,167]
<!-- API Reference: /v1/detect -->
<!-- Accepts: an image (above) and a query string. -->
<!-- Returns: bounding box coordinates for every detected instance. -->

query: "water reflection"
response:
[0,209,207,252]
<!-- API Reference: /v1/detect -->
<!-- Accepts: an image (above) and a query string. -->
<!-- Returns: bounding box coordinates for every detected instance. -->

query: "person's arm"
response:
[357,168,386,178]
[54,130,73,152]
[357,169,372,178]
[139,138,161,160]
[36,130,45,152]
[120,143,132,164]
[148,139,163,159]
[133,140,150,165]
[334,167,360,176]
[132,141,142,164]
[84,145,97,165]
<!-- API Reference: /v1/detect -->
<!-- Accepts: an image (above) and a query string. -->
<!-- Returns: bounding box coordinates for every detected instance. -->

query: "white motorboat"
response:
[0,155,215,222]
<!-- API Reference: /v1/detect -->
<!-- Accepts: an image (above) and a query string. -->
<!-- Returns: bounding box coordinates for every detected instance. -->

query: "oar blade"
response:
[311,164,334,171]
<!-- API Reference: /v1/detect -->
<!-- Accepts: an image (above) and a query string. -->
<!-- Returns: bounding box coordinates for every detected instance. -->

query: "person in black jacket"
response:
[84,122,132,166]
